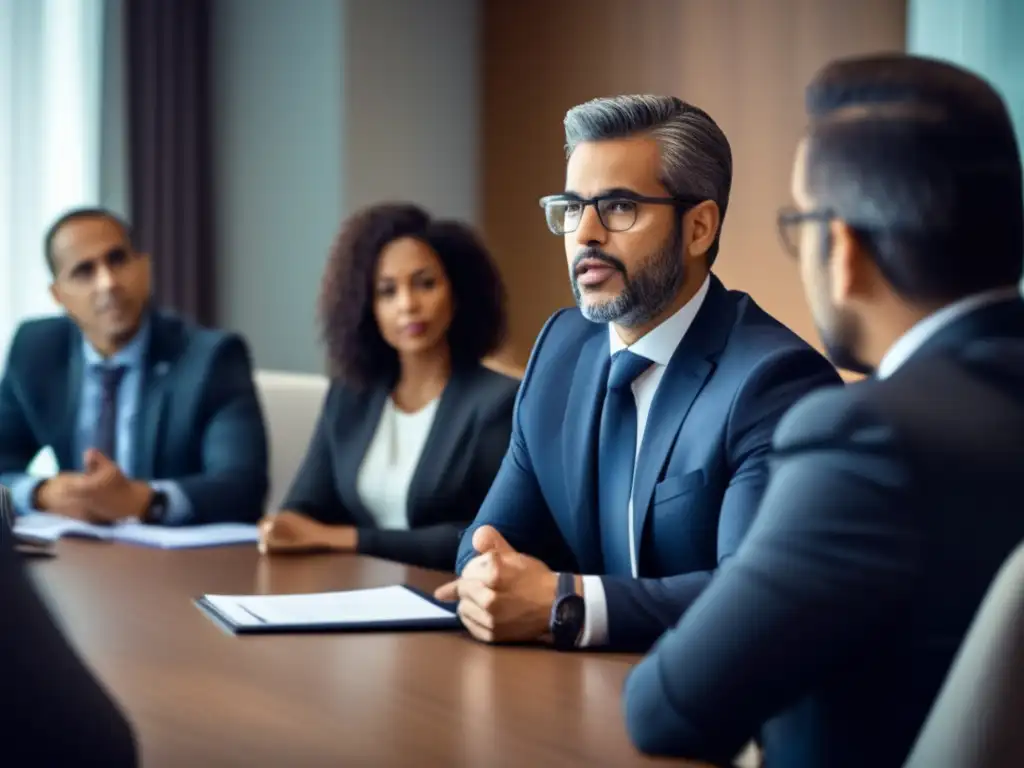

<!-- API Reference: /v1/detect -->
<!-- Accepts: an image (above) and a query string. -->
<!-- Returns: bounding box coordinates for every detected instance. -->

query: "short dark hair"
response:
[563,95,733,265]
[318,202,508,388]
[804,54,1023,303]
[44,207,133,275]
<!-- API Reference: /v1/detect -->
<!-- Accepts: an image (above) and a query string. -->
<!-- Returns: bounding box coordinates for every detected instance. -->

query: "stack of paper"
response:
[196,585,461,634]
[13,513,259,549]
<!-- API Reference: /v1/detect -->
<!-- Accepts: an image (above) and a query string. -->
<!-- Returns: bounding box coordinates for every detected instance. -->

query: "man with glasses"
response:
[436,95,839,651]
[622,56,1024,767]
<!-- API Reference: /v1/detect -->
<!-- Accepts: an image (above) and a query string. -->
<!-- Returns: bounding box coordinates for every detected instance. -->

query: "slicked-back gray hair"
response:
[564,95,733,264]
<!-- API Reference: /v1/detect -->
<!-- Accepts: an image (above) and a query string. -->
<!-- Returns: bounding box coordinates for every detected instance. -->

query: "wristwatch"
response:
[140,490,169,525]
[549,572,585,650]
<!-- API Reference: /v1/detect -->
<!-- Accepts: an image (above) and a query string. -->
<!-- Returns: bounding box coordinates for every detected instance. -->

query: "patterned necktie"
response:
[93,365,127,461]
[597,350,653,576]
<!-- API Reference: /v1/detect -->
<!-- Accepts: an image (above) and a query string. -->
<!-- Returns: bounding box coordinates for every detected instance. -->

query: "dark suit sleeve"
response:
[172,336,270,524]
[601,348,841,650]
[357,384,517,572]
[455,316,572,574]
[1,490,137,766]
[0,327,43,484]
[622,396,919,763]
[280,388,351,522]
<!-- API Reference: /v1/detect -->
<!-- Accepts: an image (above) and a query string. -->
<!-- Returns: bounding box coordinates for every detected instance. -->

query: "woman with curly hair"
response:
[257,203,519,570]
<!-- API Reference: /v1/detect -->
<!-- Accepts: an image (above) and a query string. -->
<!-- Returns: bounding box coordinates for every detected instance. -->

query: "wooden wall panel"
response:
[482,0,907,365]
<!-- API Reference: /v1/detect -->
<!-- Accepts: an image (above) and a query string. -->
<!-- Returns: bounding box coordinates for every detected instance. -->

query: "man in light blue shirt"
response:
[0,207,268,525]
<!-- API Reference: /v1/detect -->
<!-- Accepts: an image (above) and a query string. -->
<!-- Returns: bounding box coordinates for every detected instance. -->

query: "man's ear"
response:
[685,200,721,259]
[48,282,61,307]
[828,219,873,306]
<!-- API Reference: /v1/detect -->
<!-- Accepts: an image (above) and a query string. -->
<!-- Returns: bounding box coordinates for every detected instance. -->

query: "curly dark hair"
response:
[319,202,509,388]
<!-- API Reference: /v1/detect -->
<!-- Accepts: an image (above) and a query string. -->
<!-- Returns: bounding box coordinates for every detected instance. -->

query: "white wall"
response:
[212,0,480,374]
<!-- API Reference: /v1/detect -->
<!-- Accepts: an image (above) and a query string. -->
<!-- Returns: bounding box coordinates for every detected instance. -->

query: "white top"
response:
[355,396,440,530]
[579,275,711,647]
[876,286,1022,379]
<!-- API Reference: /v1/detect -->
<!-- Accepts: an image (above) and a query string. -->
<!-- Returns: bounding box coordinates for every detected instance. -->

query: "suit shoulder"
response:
[4,316,73,375]
[468,364,521,402]
[8,316,72,351]
[772,382,887,452]
[727,291,829,360]
[521,307,600,380]
[159,312,250,362]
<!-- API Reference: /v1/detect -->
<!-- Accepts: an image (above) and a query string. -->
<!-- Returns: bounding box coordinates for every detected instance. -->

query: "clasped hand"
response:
[37,449,152,523]
[434,525,558,644]
[257,510,358,555]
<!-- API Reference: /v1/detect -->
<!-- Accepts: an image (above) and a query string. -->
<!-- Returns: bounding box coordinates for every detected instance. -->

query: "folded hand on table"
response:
[34,449,152,523]
[258,509,358,555]
[435,525,559,644]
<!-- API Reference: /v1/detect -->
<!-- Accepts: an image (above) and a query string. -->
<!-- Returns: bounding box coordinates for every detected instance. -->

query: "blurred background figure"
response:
[0,208,268,526]
[258,203,517,570]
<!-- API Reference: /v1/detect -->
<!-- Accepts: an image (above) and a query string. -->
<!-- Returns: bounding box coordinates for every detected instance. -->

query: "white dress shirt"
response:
[356,396,440,530]
[579,276,711,647]
[876,286,1022,379]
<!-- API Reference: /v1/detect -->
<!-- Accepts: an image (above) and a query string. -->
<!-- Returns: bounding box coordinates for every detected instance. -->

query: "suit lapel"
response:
[564,330,610,573]
[630,278,734,568]
[134,315,175,478]
[336,385,388,524]
[406,367,469,524]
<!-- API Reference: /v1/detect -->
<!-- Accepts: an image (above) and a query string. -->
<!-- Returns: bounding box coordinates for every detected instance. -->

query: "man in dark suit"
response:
[622,55,1024,768]
[0,485,137,765]
[435,95,840,651]
[0,208,268,525]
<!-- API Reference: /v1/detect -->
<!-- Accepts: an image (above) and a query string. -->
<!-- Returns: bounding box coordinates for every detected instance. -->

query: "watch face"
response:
[555,595,584,625]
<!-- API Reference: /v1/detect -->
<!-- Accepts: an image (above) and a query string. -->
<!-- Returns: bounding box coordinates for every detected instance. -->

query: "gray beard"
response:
[573,228,685,328]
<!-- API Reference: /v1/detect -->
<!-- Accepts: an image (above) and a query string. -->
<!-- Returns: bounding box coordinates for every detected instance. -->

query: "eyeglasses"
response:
[776,206,836,258]
[539,192,702,235]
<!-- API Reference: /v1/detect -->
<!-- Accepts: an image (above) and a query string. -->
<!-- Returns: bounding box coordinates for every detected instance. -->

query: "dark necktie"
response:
[93,365,127,461]
[597,349,653,576]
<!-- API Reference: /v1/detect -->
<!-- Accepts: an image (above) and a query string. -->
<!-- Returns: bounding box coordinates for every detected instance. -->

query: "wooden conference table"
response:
[27,541,714,767]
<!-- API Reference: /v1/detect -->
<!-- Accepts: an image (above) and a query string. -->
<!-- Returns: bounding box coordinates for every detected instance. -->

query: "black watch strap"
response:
[549,572,585,650]
[142,490,169,524]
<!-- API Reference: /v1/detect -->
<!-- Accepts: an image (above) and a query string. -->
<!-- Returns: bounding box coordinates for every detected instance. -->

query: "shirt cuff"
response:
[149,480,193,525]
[578,575,610,647]
[7,473,45,516]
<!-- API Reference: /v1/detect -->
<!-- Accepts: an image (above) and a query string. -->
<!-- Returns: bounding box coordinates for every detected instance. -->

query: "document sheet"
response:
[201,585,455,628]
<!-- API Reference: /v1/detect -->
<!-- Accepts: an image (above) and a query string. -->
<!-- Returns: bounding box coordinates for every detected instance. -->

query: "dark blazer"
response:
[456,275,842,649]
[282,363,518,571]
[0,487,137,766]
[0,311,269,524]
[623,296,1024,768]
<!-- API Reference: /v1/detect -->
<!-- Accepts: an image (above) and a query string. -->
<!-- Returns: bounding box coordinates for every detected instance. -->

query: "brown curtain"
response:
[125,0,214,324]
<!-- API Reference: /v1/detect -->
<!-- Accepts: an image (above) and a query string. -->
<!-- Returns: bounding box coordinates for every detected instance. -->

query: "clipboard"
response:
[194,584,462,635]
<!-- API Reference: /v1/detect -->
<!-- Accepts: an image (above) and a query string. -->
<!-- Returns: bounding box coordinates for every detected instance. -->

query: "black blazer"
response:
[0,311,269,524]
[623,297,1024,768]
[282,363,519,570]
[0,488,137,766]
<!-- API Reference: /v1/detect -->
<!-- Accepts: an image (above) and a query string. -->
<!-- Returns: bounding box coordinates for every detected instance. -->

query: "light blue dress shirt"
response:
[10,319,192,523]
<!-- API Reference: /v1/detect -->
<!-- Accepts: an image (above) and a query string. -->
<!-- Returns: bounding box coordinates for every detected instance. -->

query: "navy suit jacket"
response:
[0,311,269,524]
[456,275,841,649]
[623,297,1024,768]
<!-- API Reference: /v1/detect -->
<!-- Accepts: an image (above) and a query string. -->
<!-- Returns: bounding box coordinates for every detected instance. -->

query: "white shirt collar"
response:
[608,275,711,365]
[876,286,1022,379]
